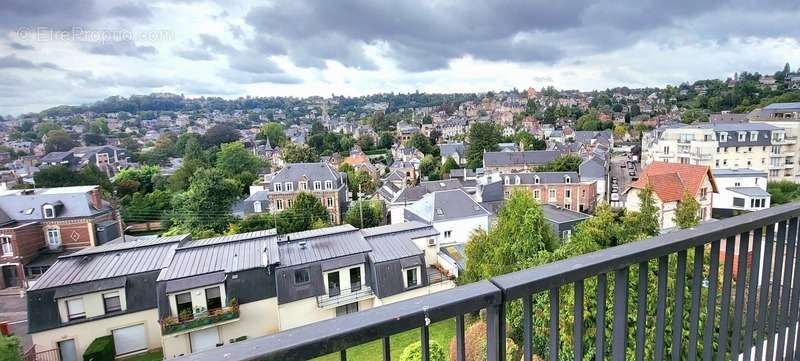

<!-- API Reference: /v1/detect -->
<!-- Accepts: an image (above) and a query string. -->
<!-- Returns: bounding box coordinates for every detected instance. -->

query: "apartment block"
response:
[255,163,349,224]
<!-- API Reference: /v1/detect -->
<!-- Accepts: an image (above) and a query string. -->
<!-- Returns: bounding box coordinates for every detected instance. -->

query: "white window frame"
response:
[325,180,333,190]
[313,181,322,191]
[275,199,284,211]
[548,189,557,202]
[403,266,421,288]
[564,176,571,184]
[299,181,308,191]
[534,176,540,184]
[274,183,283,192]
[103,292,122,313]
[444,230,452,238]
[1,236,12,256]
[533,190,541,200]
[287,199,293,208]
[285,182,294,192]
[326,197,334,208]
[253,201,262,213]
[43,205,55,219]
[750,132,758,141]
[504,177,510,185]
[66,298,85,320]
[514,176,520,185]
[47,228,61,248]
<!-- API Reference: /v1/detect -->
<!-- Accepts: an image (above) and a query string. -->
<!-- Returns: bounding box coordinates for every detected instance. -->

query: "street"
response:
[0,289,31,349]
[608,154,640,207]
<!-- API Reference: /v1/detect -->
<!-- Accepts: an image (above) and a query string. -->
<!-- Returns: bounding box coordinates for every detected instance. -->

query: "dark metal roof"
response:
[165,271,226,294]
[542,204,591,224]
[68,234,189,257]
[363,221,434,263]
[277,226,371,267]
[727,187,770,198]
[159,232,279,281]
[53,277,126,299]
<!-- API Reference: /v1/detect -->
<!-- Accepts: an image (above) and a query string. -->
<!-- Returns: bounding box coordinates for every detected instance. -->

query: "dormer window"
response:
[313,181,322,191]
[299,181,308,191]
[504,177,510,185]
[750,132,758,141]
[274,183,283,192]
[325,180,333,190]
[534,176,540,184]
[738,132,746,142]
[285,182,294,192]
[514,176,521,185]
[564,176,571,184]
[43,205,55,219]
[719,133,728,142]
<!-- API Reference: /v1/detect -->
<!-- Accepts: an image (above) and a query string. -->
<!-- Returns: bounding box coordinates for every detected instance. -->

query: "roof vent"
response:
[436,208,444,216]
[299,241,307,249]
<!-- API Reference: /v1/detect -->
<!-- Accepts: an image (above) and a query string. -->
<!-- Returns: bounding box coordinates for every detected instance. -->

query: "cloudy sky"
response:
[1,0,800,115]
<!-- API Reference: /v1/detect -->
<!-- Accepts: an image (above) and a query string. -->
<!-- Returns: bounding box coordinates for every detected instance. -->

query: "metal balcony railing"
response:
[317,285,374,309]
[173,203,800,361]
[159,305,240,335]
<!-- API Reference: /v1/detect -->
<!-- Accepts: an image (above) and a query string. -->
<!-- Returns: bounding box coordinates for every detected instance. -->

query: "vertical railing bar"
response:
[777,218,798,360]
[523,295,532,361]
[635,262,648,361]
[596,274,607,361]
[655,256,669,361]
[789,219,800,361]
[742,227,763,361]
[455,315,465,361]
[421,324,430,361]
[550,287,559,361]
[766,220,788,361]
[340,349,347,361]
[687,246,704,361]
[574,280,584,361]
[754,223,776,361]
[670,250,687,361]
[612,267,628,361]
[703,240,721,361]
[717,235,737,360]
[731,231,753,359]
[487,300,506,361]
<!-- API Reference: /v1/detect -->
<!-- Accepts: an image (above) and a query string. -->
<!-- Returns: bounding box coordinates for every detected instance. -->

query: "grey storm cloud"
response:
[242,0,800,71]
[85,39,157,57]
[0,54,60,70]
[0,0,153,31]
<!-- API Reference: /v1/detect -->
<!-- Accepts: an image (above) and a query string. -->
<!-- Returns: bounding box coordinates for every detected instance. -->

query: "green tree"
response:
[400,341,446,361]
[258,122,288,147]
[406,133,434,155]
[34,165,110,192]
[281,192,331,233]
[114,165,161,194]
[419,155,438,180]
[465,123,502,169]
[344,199,383,228]
[122,189,173,223]
[537,155,583,172]
[168,168,240,236]
[281,143,319,164]
[767,180,800,204]
[674,191,701,229]
[440,157,460,178]
[681,108,709,124]
[44,129,77,152]
[35,121,61,138]
[378,132,395,149]
[216,142,264,193]
[202,124,240,148]
[622,185,660,240]
[0,335,22,361]
[228,213,279,234]
[514,131,546,151]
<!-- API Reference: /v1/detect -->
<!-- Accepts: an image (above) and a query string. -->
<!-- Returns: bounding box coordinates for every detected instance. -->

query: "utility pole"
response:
[358,184,364,229]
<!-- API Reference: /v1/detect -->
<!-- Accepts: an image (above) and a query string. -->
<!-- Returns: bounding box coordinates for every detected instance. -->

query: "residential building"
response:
[438,142,466,166]
[39,145,129,176]
[496,172,598,213]
[579,156,608,200]
[396,122,419,143]
[257,163,348,224]
[482,150,562,173]
[624,162,717,230]
[403,189,491,245]
[748,102,800,181]
[28,223,454,360]
[378,179,467,225]
[711,168,770,218]
[0,185,120,289]
[541,204,590,242]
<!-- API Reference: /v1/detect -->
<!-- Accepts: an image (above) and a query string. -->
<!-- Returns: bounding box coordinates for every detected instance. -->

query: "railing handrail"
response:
[492,202,800,300]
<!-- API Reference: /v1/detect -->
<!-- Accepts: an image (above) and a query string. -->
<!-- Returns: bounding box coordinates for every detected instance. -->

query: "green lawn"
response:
[119,350,164,361]
[314,318,456,361]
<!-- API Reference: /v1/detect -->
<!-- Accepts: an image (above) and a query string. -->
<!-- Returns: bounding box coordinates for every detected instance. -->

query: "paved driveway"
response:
[0,290,32,349]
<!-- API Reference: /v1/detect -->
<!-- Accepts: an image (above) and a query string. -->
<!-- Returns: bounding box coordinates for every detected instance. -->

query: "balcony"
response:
[317,285,374,309]
[173,204,800,361]
[159,305,239,335]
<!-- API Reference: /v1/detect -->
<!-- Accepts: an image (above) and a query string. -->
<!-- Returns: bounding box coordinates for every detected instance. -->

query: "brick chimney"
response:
[89,187,103,210]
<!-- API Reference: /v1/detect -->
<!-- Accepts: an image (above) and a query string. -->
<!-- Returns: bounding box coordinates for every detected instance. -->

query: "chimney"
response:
[90,187,103,210]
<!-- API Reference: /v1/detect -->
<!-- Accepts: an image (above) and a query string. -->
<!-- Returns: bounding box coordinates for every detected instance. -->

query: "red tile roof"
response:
[628,162,717,202]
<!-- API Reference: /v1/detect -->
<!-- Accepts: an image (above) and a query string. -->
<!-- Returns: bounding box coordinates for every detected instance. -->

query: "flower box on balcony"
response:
[160,306,239,335]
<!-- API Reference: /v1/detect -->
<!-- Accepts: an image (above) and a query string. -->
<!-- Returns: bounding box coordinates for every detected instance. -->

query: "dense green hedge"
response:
[83,335,115,361]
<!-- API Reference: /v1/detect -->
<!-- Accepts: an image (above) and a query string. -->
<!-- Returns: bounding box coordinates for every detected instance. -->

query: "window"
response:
[47,229,61,248]
[299,181,308,191]
[43,205,55,219]
[275,199,283,210]
[533,190,541,199]
[1,237,11,256]
[327,271,340,296]
[313,181,322,190]
[405,268,419,288]
[444,230,452,238]
[287,199,293,208]
[326,197,334,208]
[294,269,310,284]
[175,292,192,319]
[534,176,540,184]
[336,303,359,317]
[548,189,557,202]
[66,298,85,320]
[564,203,571,210]
[285,182,294,191]
[750,132,758,141]
[738,132,746,142]
[514,176,520,185]
[700,188,707,200]
[274,183,283,192]
[350,267,362,291]
[719,133,728,142]
[734,181,741,187]
[564,176,571,184]
[253,201,262,213]
[565,189,572,198]
[205,286,222,311]
[325,180,333,190]
[103,292,121,313]
[504,191,510,199]
[504,177,510,185]
[562,230,572,241]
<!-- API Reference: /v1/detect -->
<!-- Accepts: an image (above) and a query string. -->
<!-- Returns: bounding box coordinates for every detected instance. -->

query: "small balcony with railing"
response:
[173,204,800,361]
[317,283,375,309]
[159,303,240,335]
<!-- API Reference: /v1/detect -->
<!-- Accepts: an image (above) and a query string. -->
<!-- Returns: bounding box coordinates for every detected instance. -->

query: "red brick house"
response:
[0,185,121,288]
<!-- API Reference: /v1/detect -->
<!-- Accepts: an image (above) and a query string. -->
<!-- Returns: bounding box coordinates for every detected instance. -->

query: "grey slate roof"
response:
[542,204,591,224]
[269,162,343,189]
[439,143,465,158]
[764,102,800,111]
[501,172,580,185]
[164,271,226,294]
[40,151,73,163]
[712,168,768,178]
[363,222,435,263]
[0,186,112,221]
[579,156,606,179]
[727,187,770,197]
[69,234,189,257]
[159,230,279,281]
[483,150,562,167]
[391,179,465,203]
[405,189,490,222]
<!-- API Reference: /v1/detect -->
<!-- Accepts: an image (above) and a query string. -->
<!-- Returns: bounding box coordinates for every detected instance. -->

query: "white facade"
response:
[712,169,770,212]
